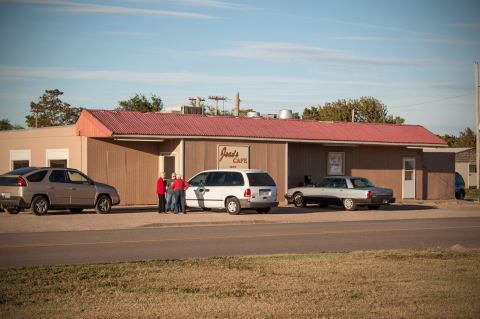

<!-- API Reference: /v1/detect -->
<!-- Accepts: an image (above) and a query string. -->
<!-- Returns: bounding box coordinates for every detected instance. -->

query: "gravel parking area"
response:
[1,201,480,234]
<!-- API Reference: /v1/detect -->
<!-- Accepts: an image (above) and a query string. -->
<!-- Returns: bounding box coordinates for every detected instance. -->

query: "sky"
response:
[0,0,478,135]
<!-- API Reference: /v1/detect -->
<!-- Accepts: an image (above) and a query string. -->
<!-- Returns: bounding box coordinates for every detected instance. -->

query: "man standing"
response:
[156,172,166,213]
[172,173,189,214]
[165,172,176,212]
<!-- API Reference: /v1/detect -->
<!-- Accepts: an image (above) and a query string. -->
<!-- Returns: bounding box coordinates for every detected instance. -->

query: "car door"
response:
[185,172,209,208]
[66,170,96,207]
[203,172,228,209]
[47,170,70,206]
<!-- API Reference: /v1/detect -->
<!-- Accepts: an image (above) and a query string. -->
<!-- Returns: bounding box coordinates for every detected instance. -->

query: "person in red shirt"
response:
[171,173,189,214]
[156,172,166,213]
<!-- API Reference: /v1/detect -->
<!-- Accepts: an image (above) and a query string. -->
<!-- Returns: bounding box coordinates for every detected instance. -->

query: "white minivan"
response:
[185,169,278,214]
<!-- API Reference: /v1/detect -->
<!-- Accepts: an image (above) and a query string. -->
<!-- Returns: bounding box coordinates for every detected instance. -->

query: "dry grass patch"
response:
[1,248,480,318]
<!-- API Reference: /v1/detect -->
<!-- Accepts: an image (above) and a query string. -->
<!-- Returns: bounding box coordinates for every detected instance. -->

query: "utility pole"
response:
[351,109,355,122]
[475,62,479,190]
[208,96,227,116]
[188,96,205,114]
[235,92,240,116]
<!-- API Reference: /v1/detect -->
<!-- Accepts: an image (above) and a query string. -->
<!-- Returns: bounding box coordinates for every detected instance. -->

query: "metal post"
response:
[475,62,479,190]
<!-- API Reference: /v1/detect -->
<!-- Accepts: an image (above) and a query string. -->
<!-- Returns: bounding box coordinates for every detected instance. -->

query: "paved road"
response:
[1,217,479,268]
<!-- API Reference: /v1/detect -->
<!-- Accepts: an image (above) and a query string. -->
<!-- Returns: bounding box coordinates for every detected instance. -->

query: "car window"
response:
[206,172,227,186]
[351,178,375,188]
[5,167,38,176]
[49,170,67,183]
[317,179,332,187]
[246,172,276,186]
[189,172,208,187]
[331,178,348,188]
[224,172,245,186]
[26,170,48,182]
[67,171,91,184]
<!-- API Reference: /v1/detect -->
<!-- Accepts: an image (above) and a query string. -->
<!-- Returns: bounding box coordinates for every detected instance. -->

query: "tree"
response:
[438,128,476,147]
[117,94,163,112]
[26,89,81,128]
[302,97,404,124]
[0,119,23,131]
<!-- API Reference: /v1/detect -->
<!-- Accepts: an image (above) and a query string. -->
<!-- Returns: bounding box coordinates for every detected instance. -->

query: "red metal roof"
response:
[77,109,447,146]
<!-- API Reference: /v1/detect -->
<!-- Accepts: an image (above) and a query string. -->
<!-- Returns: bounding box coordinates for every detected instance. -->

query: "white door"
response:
[402,158,415,199]
[185,172,209,208]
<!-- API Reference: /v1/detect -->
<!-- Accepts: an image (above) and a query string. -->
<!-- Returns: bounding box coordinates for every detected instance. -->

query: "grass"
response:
[1,248,480,318]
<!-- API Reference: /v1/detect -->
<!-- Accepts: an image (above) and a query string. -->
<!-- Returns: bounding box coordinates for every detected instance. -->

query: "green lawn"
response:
[1,249,480,318]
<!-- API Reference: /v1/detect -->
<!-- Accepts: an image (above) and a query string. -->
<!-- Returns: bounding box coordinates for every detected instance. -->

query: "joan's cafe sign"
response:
[217,145,249,169]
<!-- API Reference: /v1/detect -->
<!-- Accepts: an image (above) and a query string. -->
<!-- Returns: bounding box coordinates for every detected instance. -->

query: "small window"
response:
[469,164,477,174]
[351,178,375,188]
[27,170,48,182]
[206,172,227,186]
[66,171,90,184]
[12,160,29,170]
[246,172,276,187]
[224,172,245,186]
[189,172,208,187]
[49,170,67,183]
[331,178,347,189]
[49,159,67,168]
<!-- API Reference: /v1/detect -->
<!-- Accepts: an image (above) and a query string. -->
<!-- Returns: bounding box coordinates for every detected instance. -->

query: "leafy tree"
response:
[25,89,81,128]
[117,94,163,112]
[0,119,23,131]
[438,128,476,147]
[303,97,404,124]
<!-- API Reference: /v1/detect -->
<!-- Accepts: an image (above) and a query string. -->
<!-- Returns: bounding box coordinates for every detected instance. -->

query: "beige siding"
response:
[423,152,455,199]
[184,140,287,201]
[0,126,84,173]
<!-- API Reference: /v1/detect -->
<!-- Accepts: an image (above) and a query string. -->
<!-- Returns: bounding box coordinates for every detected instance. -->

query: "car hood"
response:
[94,182,116,192]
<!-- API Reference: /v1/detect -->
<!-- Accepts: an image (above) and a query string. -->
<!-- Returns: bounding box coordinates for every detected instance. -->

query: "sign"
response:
[217,145,249,169]
[327,152,345,175]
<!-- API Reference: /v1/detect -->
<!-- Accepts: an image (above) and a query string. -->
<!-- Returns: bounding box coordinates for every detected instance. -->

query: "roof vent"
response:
[278,109,293,119]
[246,111,260,117]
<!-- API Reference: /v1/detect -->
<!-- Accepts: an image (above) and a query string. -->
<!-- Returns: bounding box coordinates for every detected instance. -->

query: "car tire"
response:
[6,207,20,214]
[31,196,49,215]
[343,198,357,211]
[368,205,380,210]
[226,197,241,215]
[95,195,112,214]
[70,208,84,213]
[256,208,271,214]
[293,192,306,208]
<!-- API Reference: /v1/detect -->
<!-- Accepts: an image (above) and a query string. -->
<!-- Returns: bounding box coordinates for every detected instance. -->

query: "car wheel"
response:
[6,207,20,214]
[31,196,49,215]
[226,197,241,215]
[293,193,306,208]
[368,205,380,210]
[256,208,271,214]
[96,195,112,214]
[343,198,357,211]
[70,208,84,213]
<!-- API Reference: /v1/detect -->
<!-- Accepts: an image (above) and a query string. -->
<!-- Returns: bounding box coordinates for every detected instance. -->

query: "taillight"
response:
[244,188,251,197]
[17,176,27,187]
[367,190,372,199]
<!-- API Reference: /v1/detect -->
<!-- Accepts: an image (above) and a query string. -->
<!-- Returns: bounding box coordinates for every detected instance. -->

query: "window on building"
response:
[12,160,29,170]
[469,164,477,173]
[49,159,68,168]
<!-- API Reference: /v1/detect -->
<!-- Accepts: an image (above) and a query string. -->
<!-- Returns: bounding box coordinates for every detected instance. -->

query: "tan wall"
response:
[184,139,287,201]
[288,143,425,200]
[87,138,179,205]
[423,152,455,199]
[0,126,85,173]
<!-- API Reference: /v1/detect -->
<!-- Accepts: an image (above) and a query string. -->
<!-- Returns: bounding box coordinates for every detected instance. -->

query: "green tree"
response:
[25,89,81,128]
[303,97,404,124]
[117,94,163,112]
[0,119,23,131]
[439,128,476,147]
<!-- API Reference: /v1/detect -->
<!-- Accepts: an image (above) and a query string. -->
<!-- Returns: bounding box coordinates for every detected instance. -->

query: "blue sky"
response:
[0,0,478,134]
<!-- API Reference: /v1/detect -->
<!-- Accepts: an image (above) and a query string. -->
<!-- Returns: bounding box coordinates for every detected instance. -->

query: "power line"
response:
[390,93,474,109]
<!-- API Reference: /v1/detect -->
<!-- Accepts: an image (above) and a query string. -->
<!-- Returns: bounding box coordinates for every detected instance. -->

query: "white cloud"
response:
[337,35,480,46]
[208,41,449,66]
[139,0,247,10]
[1,0,214,19]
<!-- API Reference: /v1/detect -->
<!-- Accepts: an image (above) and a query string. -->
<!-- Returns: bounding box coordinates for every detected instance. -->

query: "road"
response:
[1,217,479,268]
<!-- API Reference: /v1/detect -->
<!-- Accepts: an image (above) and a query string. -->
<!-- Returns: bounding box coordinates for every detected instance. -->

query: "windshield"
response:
[247,173,276,187]
[350,177,375,188]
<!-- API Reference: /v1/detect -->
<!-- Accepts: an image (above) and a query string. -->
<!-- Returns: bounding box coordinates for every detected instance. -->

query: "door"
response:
[163,156,176,178]
[402,158,415,199]
[203,172,230,208]
[185,172,209,208]
[66,170,96,206]
[47,170,71,205]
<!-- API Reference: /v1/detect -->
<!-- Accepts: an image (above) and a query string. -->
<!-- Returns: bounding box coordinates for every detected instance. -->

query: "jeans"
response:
[174,190,186,213]
[166,192,175,211]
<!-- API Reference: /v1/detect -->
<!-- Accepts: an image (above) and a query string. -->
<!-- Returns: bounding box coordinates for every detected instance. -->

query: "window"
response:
[27,170,48,182]
[49,160,67,168]
[316,178,333,188]
[6,167,37,176]
[469,164,477,174]
[66,171,90,184]
[224,172,245,186]
[12,160,29,170]
[351,178,375,188]
[206,172,227,186]
[246,173,276,186]
[49,170,67,183]
[331,178,348,189]
[189,172,208,187]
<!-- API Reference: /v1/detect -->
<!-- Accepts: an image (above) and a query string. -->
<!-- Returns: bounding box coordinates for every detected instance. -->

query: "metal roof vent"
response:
[278,109,293,119]
[246,111,260,117]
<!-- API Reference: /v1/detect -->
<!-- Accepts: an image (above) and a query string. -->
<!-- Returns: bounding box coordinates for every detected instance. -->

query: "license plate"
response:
[260,190,270,196]
[1,192,10,199]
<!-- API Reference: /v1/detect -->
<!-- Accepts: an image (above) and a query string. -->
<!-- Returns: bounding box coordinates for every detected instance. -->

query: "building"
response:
[0,109,453,205]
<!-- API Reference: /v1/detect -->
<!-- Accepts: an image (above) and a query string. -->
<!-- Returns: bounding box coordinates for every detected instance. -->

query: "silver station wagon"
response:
[285,176,395,211]
[0,167,120,215]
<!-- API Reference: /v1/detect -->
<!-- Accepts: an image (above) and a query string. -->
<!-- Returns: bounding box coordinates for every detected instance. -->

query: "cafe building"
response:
[0,109,453,205]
